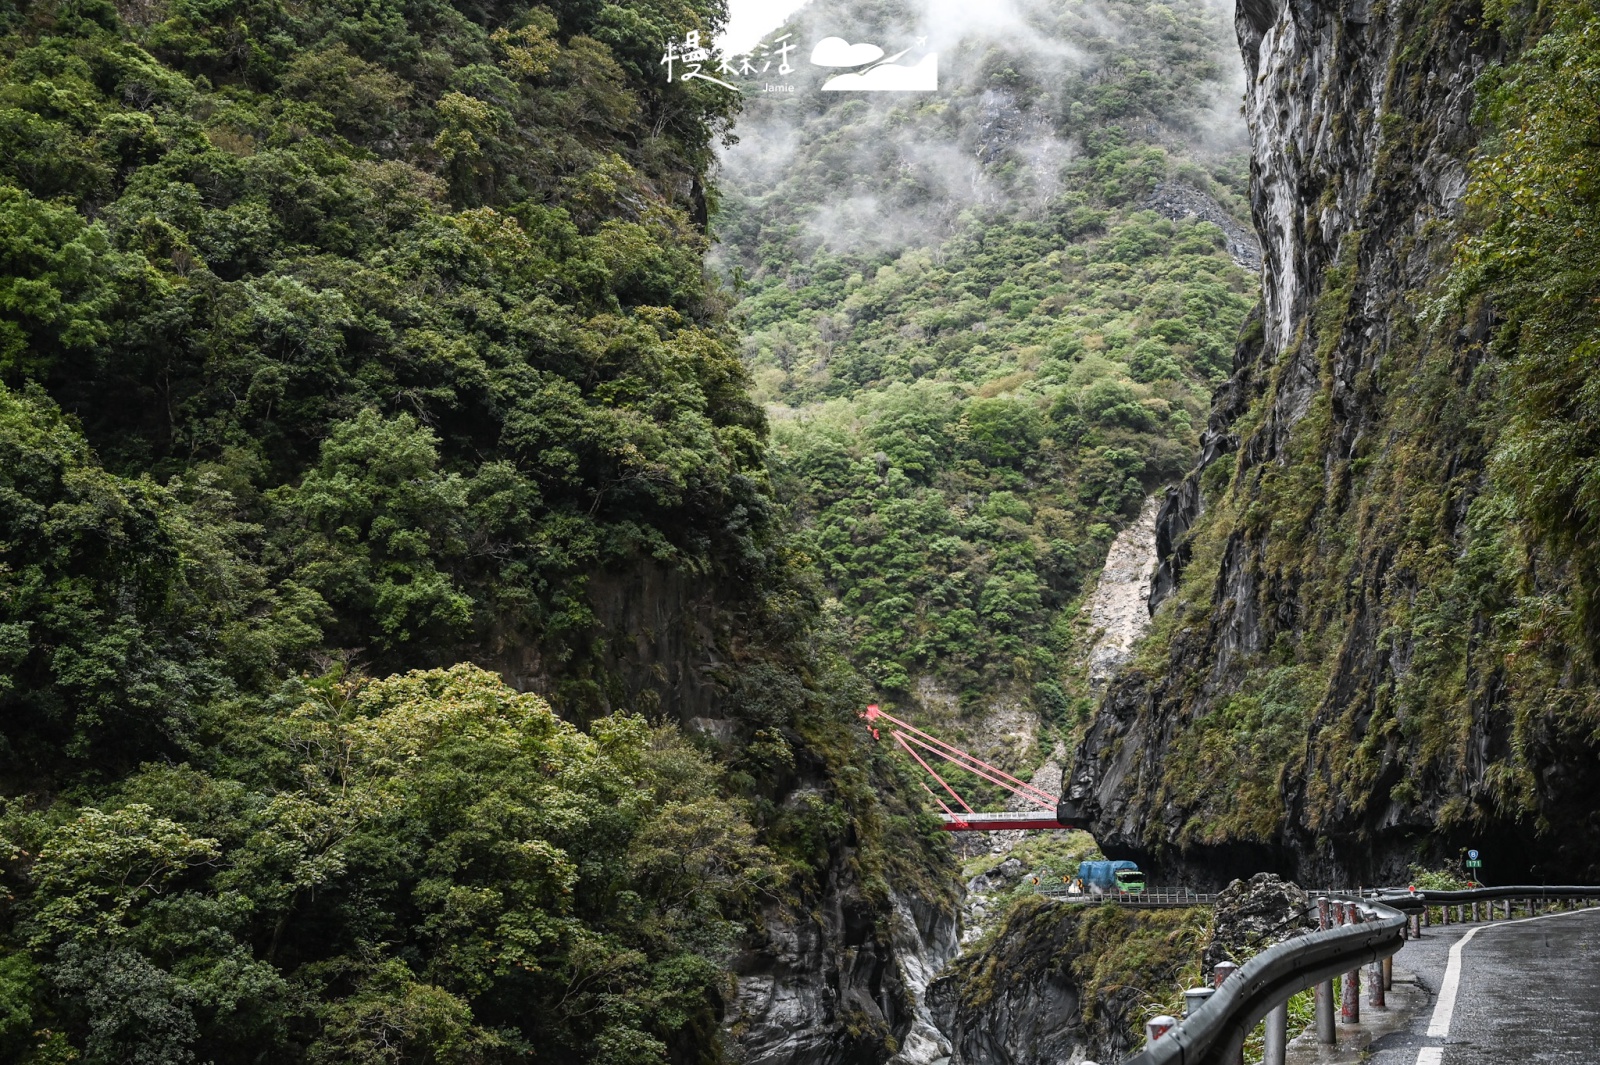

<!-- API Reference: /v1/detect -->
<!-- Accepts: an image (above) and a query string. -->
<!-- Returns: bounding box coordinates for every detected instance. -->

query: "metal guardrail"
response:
[1118,884,1600,1065]
[1372,884,1600,910]
[939,811,1074,830]
[1039,886,1218,908]
[1033,882,1600,912]
[1119,896,1406,1065]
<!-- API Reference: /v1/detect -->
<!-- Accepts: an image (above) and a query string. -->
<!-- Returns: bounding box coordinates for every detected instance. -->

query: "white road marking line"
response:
[1415,1047,1443,1065]
[1427,925,1482,1037]
[1423,904,1599,1046]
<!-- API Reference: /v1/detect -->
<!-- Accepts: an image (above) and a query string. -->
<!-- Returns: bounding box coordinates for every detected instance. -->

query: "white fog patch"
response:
[715,0,1249,268]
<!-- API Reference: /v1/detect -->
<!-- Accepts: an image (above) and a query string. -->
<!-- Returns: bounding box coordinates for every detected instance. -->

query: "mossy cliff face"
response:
[730,818,960,1065]
[927,897,1207,1064]
[1068,0,1600,886]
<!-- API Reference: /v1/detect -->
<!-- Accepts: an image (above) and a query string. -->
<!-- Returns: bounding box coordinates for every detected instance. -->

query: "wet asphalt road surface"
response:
[1366,906,1600,1065]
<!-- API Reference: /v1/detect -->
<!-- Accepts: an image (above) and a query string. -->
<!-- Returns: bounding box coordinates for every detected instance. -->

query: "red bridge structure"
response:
[863,703,1091,832]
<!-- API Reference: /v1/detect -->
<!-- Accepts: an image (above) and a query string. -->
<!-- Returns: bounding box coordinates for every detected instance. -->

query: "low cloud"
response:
[715,0,1249,264]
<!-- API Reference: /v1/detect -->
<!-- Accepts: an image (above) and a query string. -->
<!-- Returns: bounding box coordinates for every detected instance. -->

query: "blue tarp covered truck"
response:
[1077,860,1146,895]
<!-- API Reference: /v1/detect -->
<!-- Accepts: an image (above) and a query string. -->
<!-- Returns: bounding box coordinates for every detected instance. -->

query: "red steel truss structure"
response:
[862,703,1090,832]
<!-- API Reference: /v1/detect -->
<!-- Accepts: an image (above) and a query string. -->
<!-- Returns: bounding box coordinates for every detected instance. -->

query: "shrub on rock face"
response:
[929,895,1211,1063]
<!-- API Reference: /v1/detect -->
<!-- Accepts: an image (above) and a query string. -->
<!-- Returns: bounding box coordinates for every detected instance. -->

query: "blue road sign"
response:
[1468,849,1480,860]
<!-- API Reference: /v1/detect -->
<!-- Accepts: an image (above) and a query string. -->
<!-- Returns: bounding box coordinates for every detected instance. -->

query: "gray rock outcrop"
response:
[1204,873,1316,978]
[1144,182,1262,271]
[730,882,958,1065]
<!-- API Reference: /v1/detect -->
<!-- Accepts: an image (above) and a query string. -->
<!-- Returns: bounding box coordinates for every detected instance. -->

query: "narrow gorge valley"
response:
[0,0,1596,1062]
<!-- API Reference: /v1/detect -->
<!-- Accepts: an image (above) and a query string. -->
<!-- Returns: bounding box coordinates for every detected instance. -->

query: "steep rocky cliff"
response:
[732,882,958,1065]
[1069,0,1600,885]
[927,897,1208,1064]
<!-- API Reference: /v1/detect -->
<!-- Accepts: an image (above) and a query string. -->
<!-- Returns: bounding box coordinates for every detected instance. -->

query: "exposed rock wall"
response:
[887,890,962,1064]
[1067,0,1600,886]
[731,880,958,1065]
[927,897,1208,1064]
[1083,495,1162,690]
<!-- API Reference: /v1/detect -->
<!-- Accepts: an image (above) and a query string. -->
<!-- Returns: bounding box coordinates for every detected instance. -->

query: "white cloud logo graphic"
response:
[809,37,886,67]
[821,52,938,92]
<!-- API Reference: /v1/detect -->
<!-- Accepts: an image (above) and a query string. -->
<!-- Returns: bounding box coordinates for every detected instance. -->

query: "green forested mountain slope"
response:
[0,2,952,1062]
[1,0,761,716]
[713,0,1257,752]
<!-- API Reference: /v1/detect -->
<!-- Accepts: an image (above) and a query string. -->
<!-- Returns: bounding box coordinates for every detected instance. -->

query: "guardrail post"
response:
[1525,898,1533,917]
[1316,898,1335,1044]
[1183,987,1215,1017]
[1502,899,1510,920]
[1264,1001,1288,1065]
[1423,905,1431,928]
[1441,902,1449,926]
[1216,946,1241,1055]
[1221,1029,1247,1065]
[1213,952,1241,1062]
[1383,953,1393,990]
[1341,904,1360,1024]
[1144,1015,1177,1045]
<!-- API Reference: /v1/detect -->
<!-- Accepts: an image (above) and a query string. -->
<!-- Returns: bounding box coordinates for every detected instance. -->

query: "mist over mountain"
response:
[719,0,1249,267]
[0,0,1595,1059]
[711,0,1259,784]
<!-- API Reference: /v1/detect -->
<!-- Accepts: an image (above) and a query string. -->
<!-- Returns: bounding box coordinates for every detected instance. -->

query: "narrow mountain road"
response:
[1362,906,1600,1065]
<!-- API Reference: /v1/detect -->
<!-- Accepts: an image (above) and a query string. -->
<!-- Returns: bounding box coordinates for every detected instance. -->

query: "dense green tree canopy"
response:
[0,1,957,1062]
[3,665,778,1064]
[713,0,1256,743]
[0,0,766,704]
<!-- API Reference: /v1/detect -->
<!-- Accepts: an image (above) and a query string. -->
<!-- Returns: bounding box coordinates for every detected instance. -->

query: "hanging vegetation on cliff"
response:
[1067,0,1600,883]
